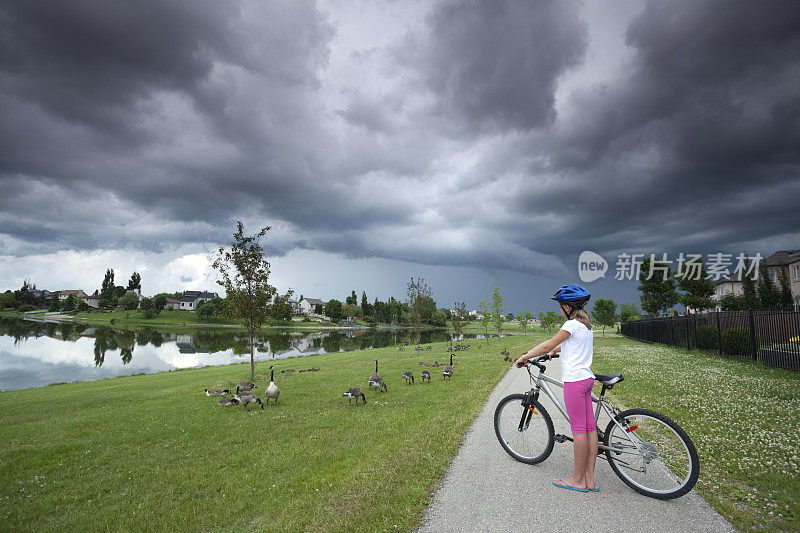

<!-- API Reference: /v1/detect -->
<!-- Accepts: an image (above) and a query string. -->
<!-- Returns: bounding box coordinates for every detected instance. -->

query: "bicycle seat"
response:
[594,373,623,386]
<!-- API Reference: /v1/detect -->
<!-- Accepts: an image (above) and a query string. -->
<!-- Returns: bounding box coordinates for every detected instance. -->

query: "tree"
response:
[591,298,617,338]
[478,299,491,338]
[756,264,780,310]
[360,291,373,317]
[451,301,468,338]
[48,296,61,312]
[637,257,678,316]
[197,300,216,321]
[346,290,357,306]
[618,303,641,322]
[119,292,139,310]
[741,257,758,309]
[676,258,715,313]
[62,294,77,312]
[490,284,506,336]
[719,292,746,311]
[325,299,342,321]
[101,269,115,299]
[778,268,794,309]
[127,271,142,291]
[505,313,515,321]
[343,303,361,321]
[153,294,167,310]
[314,303,323,315]
[518,311,532,335]
[77,300,89,312]
[538,310,563,332]
[407,277,433,340]
[140,298,157,319]
[212,221,277,380]
[269,291,294,321]
[16,279,37,305]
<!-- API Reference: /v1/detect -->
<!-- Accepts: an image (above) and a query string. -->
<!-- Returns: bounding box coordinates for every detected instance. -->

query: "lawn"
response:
[0,334,534,531]
[592,334,800,532]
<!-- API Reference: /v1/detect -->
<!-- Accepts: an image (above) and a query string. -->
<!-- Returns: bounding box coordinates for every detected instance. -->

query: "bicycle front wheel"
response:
[494,393,554,464]
[604,408,699,499]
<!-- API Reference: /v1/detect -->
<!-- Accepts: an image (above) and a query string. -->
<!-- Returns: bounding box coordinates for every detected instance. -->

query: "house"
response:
[58,290,87,301]
[179,290,218,311]
[764,249,800,310]
[712,274,744,311]
[299,298,327,315]
[84,294,102,308]
[164,298,181,310]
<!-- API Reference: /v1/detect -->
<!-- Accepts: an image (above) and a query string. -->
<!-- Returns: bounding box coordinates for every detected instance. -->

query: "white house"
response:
[180,291,218,310]
[299,298,326,315]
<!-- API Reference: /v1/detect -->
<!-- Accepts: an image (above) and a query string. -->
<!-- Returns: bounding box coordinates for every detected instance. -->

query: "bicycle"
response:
[494,354,700,499]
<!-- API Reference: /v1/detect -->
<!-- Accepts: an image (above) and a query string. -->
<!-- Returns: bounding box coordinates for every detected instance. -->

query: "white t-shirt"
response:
[559,319,595,382]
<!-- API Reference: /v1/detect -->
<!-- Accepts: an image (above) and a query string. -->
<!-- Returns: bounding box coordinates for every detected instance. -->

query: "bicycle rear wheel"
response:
[604,408,699,499]
[494,393,554,464]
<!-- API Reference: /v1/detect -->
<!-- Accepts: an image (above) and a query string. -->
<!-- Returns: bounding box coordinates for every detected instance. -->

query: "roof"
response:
[765,249,800,266]
[85,294,102,300]
[181,291,217,302]
[59,289,86,295]
[183,291,201,298]
[165,298,180,303]
[713,274,744,286]
[302,298,326,305]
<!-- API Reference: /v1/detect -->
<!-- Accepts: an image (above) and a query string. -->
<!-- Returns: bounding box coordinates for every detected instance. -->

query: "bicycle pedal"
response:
[554,434,570,443]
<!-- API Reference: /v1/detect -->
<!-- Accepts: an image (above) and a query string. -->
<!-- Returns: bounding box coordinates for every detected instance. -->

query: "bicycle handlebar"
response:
[516,353,559,370]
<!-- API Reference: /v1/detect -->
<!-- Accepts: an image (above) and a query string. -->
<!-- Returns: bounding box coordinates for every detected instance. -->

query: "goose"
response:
[420,370,431,383]
[443,354,454,380]
[342,387,366,405]
[370,360,381,382]
[236,380,257,394]
[218,397,239,406]
[205,388,231,397]
[402,372,414,385]
[233,390,263,410]
[265,366,280,405]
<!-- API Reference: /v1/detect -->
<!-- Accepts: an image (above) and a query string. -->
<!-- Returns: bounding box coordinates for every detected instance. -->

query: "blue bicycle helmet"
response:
[550,284,591,309]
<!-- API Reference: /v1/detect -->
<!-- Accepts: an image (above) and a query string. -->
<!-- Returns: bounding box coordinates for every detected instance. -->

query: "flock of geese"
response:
[205,346,471,409]
[342,353,456,405]
[204,365,280,410]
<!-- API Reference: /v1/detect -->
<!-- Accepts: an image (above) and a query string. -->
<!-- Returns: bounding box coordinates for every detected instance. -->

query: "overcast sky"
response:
[1,0,799,313]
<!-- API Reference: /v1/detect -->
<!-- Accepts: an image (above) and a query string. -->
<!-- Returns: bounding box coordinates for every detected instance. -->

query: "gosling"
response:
[402,372,415,385]
[369,377,387,392]
[205,389,231,396]
[342,387,366,405]
[233,390,264,410]
[236,380,257,394]
[421,370,431,383]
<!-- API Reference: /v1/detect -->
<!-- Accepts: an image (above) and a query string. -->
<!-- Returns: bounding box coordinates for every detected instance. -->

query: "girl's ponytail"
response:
[572,308,592,330]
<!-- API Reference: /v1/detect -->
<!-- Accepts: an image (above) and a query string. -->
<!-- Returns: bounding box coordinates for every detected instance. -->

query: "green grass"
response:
[592,334,800,532]
[0,335,537,531]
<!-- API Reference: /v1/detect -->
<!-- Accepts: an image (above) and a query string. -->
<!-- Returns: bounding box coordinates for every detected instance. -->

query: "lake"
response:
[0,318,507,391]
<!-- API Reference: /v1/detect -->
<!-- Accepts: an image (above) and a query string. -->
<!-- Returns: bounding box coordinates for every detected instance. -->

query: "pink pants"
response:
[564,378,596,435]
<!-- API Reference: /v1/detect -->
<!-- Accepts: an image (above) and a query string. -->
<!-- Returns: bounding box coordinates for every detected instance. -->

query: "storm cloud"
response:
[1,0,799,306]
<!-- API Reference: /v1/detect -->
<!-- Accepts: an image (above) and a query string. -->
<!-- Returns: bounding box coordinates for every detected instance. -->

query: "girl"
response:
[515,284,598,492]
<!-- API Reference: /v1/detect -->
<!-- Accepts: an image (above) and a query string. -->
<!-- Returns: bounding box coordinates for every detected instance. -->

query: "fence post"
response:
[716,311,722,356]
[748,308,757,361]
[684,315,691,351]
[671,317,676,346]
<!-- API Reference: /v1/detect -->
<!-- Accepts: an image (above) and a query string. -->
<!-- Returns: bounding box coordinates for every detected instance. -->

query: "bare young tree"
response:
[451,301,468,339]
[212,222,276,380]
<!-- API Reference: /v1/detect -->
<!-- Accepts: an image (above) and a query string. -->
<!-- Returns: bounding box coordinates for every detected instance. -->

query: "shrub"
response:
[721,327,758,357]
[694,325,719,349]
[18,304,37,312]
[142,307,157,319]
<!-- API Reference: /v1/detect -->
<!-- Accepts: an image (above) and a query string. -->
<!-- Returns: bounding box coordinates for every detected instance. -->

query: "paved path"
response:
[417,362,733,533]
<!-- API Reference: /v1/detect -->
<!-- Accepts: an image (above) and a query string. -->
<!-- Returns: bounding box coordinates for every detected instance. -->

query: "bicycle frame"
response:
[526,364,633,454]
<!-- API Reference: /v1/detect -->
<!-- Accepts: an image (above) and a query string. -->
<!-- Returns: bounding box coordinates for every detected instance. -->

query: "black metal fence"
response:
[620,309,800,371]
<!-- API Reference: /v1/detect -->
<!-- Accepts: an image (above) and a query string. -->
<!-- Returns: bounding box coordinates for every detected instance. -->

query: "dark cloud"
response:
[394,0,587,136]
[1,0,799,288]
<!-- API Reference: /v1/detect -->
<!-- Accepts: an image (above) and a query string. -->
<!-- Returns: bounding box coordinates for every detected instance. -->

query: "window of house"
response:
[793,265,800,281]
[769,269,777,282]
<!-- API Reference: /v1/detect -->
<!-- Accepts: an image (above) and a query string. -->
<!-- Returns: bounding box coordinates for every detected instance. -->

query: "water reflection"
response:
[0,318,507,391]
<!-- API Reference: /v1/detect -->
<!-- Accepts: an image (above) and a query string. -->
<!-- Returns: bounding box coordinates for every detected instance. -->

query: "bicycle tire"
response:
[604,408,699,499]
[494,393,555,464]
